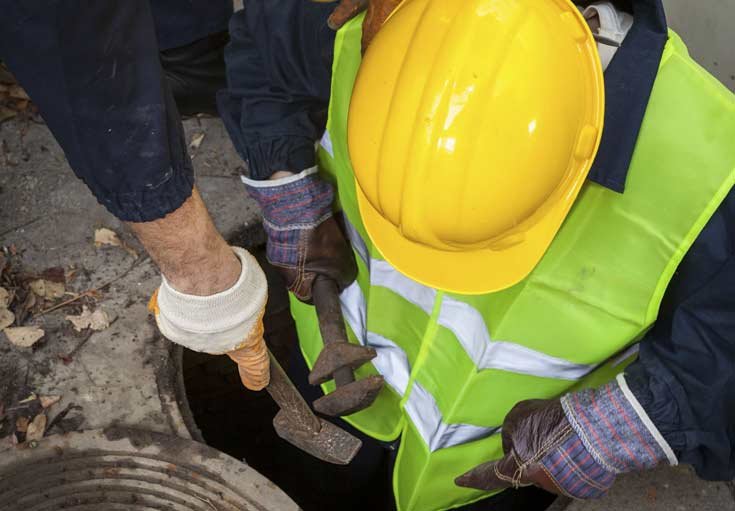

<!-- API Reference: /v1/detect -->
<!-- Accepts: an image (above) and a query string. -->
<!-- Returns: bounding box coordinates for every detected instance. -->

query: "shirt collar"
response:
[584,0,668,192]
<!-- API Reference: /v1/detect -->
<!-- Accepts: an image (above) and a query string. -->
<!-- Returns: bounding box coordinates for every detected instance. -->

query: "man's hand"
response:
[456,380,674,499]
[244,168,356,303]
[147,246,270,391]
[132,188,270,390]
[455,400,596,498]
[313,0,402,51]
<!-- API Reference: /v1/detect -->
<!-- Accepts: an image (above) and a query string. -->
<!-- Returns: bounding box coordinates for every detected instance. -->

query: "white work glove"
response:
[149,246,270,390]
[583,1,634,70]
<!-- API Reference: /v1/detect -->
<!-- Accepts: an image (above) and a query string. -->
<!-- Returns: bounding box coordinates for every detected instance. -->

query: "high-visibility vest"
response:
[290,15,735,511]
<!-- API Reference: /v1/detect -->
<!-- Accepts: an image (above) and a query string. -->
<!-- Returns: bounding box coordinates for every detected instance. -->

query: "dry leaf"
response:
[0,105,15,124]
[41,267,66,284]
[65,268,79,282]
[0,287,9,307]
[39,395,61,409]
[65,306,110,332]
[25,414,46,442]
[19,393,37,404]
[4,326,44,347]
[189,132,205,151]
[7,85,29,100]
[15,416,29,433]
[30,279,65,299]
[0,307,14,330]
[94,228,137,258]
[94,227,122,247]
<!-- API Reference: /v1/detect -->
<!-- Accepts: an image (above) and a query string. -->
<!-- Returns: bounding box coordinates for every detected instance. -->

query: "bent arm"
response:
[623,188,735,480]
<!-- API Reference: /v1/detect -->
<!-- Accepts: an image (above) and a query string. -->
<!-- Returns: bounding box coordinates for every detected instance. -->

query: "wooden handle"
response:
[265,351,321,433]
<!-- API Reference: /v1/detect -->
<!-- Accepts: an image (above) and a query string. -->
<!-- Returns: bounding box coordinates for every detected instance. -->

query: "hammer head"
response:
[273,410,362,465]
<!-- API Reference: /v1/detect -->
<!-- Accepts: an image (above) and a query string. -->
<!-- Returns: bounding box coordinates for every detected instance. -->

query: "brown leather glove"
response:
[456,400,575,495]
[312,0,402,51]
[456,381,672,500]
[244,169,357,303]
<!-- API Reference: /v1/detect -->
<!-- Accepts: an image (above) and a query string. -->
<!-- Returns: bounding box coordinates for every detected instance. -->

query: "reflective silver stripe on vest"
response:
[405,383,501,452]
[343,216,370,267]
[438,297,595,380]
[340,281,410,395]
[338,218,596,450]
[340,279,498,451]
[370,259,596,381]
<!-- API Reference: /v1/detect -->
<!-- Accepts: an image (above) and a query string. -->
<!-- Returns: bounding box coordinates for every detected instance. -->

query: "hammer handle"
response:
[266,351,321,433]
[312,277,356,387]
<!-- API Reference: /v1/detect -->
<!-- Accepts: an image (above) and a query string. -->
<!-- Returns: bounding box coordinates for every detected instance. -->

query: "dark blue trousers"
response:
[0,0,231,221]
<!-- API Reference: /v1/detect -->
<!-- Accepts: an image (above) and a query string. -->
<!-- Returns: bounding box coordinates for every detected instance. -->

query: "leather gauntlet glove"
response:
[456,377,676,499]
[149,247,270,391]
[244,167,357,303]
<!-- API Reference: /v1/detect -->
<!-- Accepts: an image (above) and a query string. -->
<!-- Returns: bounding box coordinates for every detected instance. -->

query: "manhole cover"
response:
[0,427,299,510]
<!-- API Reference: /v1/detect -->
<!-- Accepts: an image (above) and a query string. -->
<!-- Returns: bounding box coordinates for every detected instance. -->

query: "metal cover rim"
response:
[0,427,299,511]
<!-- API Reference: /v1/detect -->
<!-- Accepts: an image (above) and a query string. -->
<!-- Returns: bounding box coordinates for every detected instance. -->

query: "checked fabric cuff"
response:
[242,167,334,267]
[541,376,677,499]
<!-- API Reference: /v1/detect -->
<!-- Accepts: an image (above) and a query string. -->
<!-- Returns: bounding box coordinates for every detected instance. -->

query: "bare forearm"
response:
[128,187,240,295]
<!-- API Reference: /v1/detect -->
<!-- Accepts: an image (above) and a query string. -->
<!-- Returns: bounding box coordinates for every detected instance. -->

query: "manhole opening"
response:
[181,249,393,511]
[181,249,558,511]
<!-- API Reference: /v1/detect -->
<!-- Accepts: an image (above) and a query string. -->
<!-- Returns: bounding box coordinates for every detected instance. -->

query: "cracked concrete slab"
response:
[0,114,262,441]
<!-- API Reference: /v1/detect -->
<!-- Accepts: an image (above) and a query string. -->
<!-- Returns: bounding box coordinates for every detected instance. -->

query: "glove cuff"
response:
[540,430,617,499]
[243,167,334,267]
[561,376,676,475]
[155,247,268,354]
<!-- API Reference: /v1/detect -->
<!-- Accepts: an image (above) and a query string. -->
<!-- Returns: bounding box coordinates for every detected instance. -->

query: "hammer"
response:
[308,277,384,417]
[265,351,362,465]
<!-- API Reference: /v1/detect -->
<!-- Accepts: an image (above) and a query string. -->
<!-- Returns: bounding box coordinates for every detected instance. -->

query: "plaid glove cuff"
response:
[539,377,675,500]
[562,376,676,475]
[243,167,334,267]
[540,429,617,499]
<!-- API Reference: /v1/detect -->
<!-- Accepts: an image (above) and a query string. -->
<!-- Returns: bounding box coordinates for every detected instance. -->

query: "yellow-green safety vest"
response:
[289,15,735,511]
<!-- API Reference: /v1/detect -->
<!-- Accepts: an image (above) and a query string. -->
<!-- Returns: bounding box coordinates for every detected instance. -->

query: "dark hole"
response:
[182,247,559,511]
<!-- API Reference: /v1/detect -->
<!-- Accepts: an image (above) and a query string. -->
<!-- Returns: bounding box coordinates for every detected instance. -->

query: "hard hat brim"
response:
[356,171,589,295]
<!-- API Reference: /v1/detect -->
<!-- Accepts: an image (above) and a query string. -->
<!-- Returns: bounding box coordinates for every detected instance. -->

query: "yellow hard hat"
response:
[348,0,605,294]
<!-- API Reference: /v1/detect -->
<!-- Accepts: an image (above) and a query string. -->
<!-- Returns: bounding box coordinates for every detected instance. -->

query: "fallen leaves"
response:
[39,395,61,409]
[6,85,29,101]
[0,286,9,307]
[0,307,14,330]
[189,132,206,152]
[0,251,67,330]
[0,105,15,124]
[3,391,68,446]
[94,227,137,258]
[29,279,65,299]
[0,286,14,329]
[4,326,44,347]
[25,414,46,442]
[0,65,38,126]
[65,306,110,332]
[94,227,121,247]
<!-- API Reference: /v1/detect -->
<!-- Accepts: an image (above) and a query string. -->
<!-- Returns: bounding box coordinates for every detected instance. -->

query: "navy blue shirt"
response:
[219,0,735,481]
